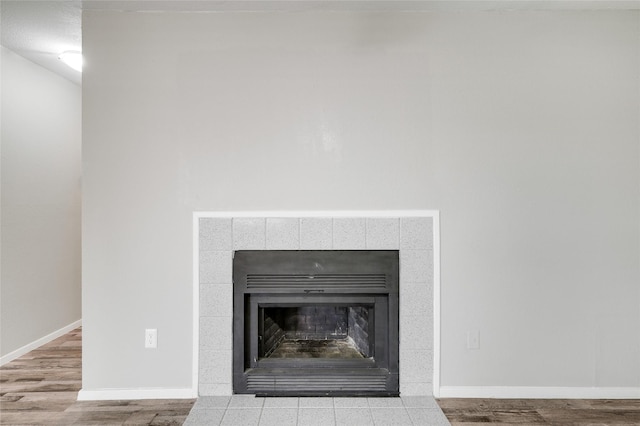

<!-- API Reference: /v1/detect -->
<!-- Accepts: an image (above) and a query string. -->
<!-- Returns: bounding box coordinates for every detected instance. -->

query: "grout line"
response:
[256,401,263,426]
[332,397,337,424]
[295,396,300,426]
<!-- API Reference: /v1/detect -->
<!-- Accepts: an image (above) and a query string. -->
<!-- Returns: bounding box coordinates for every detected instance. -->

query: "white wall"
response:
[428,12,640,392]
[82,10,639,394]
[1,46,82,357]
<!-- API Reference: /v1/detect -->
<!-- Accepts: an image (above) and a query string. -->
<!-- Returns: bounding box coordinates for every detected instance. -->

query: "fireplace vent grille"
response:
[246,274,386,290]
[246,372,388,393]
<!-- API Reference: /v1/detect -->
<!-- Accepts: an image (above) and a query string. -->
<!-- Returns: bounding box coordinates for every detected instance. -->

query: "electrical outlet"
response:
[145,329,157,349]
[466,330,480,350]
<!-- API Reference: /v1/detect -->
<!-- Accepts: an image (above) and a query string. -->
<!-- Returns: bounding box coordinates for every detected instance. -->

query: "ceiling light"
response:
[58,51,83,72]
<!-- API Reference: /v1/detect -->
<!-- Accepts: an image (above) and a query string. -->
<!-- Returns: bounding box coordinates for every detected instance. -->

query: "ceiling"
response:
[2,1,82,85]
[2,0,639,87]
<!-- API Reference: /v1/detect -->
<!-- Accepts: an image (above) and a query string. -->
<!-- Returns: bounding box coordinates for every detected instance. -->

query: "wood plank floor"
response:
[437,397,640,425]
[0,328,195,425]
[2,327,639,425]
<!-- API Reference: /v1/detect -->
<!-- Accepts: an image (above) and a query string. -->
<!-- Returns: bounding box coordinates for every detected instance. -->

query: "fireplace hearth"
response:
[233,250,399,396]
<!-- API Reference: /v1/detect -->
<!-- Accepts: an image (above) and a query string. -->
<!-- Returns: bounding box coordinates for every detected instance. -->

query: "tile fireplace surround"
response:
[195,212,439,397]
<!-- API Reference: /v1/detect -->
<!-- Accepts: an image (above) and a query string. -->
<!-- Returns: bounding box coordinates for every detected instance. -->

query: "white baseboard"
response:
[77,388,197,401]
[0,319,82,366]
[438,386,640,399]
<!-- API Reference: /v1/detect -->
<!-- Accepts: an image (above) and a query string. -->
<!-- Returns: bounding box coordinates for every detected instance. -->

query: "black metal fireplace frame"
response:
[232,250,399,396]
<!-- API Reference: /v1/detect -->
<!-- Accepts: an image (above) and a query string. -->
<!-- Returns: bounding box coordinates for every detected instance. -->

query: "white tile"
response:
[259,408,297,426]
[266,217,300,249]
[233,218,266,250]
[227,395,265,409]
[300,218,332,249]
[199,251,215,284]
[200,284,233,317]
[183,408,225,426]
[200,316,232,350]
[335,408,373,426]
[199,350,231,384]
[297,408,336,426]
[263,397,299,408]
[400,250,432,283]
[401,395,440,409]
[199,383,232,396]
[221,408,261,426]
[367,397,404,408]
[333,218,366,249]
[400,217,433,250]
[199,251,232,284]
[400,382,433,396]
[400,350,433,384]
[406,408,450,425]
[200,218,232,251]
[366,218,399,249]
[299,397,334,408]
[400,281,432,317]
[193,396,231,409]
[333,397,369,408]
[400,315,432,350]
[370,407,413,425]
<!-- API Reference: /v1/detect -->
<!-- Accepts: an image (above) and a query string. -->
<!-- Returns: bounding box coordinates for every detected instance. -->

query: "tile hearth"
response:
[184,395,450,426]
[197,214,436,396]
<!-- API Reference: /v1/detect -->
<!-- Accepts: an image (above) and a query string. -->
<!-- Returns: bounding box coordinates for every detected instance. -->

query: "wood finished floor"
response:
[1,327,639,425]
[0,328,195,425]
[437,397,640,425]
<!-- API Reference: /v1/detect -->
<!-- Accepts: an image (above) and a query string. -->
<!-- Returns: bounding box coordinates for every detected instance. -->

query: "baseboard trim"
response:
[0,319,82,366]
[77,388,197,401]
[438,386,640,399]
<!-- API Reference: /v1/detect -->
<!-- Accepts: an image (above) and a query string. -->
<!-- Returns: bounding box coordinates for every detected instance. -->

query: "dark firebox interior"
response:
[259,305,371,359]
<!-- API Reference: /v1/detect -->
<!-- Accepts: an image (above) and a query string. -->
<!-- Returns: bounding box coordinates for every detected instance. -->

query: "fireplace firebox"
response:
[233,250,399,396]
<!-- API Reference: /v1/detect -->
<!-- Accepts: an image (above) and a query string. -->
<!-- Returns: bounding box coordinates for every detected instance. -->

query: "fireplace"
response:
[197,214,436,396]
[232,250,399,396]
